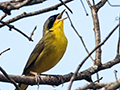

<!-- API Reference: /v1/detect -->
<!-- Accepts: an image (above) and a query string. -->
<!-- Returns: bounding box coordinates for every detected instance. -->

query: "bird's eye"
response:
[50,17,54,21]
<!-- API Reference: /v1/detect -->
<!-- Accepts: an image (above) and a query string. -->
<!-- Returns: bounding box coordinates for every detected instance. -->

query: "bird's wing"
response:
[22,38,44,75]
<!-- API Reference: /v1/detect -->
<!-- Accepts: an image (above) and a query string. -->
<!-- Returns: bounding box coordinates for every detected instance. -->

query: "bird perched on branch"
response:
[15,10,68,90]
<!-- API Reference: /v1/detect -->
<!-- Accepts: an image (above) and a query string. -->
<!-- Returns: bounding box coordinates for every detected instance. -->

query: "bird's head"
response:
[43,10,67,36]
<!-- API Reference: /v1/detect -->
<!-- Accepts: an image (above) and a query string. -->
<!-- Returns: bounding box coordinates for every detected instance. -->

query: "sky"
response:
[0,0,120,90]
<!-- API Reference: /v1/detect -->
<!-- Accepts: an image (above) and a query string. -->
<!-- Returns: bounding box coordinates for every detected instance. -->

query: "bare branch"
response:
[96,72,100,83]
[92,0,95,6]
[12,0,32,9]
[0,0,47,15]
[0,20,33,41]
[0,67,20,90]
[65,11,94,61]
[68,23,120,90]
[96,0,108,12]
[59,0,73,14]
[0,48,10,56]
[75,82,103,90]
[87,0,102,66]
[76,78,120,90]
[108,0,120,7]
[114,70,118,81]
[80,0,88,16]
[94,77,103,83]
[0,0,73,28]
[86,0,92,8]
[117,17,120,55]
[102,79,120,90]
[114,70,120,90]
[0,55,120,88]
[92,9,101,65]
[29,25,37,41]
[118,32,120,55]
[0,13,7,20]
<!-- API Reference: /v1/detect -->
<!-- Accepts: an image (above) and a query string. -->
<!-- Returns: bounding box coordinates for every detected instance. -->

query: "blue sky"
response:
[0,0,120,90]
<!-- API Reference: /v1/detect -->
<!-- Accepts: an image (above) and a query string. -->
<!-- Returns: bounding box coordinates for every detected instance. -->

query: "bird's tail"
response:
[15,83,28,90]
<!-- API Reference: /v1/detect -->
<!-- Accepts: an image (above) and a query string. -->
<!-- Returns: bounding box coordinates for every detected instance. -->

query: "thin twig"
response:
[29,25,37,41]
[67,23,120,90]
[0,67,20,90]
[66,10,93,89]
[92,0,95,6]
[96,0,108,12]
[108,0,120,7]
[114,70,118,81]
[114,70,120,90]
[0,48,10,56]
[80,0,89,16]
[0,13,7,20]
[65,10,94,90]
[0,20,33,41]
[96,72,100,83]
[118,31,120,55]
[59,0,73,14]
[94,77,103,83]
[117,16,120,55]
[115,15,120,55]
[65,11,94,61]
[86,0,92,8]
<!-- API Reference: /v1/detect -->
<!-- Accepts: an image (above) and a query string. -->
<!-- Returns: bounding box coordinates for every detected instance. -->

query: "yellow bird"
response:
[16,10,68,90]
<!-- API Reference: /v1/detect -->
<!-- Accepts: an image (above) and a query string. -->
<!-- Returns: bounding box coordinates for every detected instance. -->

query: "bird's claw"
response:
[30,71,41,89]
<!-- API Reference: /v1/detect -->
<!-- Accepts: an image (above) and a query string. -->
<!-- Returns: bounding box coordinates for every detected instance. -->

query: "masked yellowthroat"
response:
[16,10,68,90]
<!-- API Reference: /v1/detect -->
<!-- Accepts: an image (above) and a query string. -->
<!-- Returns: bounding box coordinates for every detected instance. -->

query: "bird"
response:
[15,10,68,90]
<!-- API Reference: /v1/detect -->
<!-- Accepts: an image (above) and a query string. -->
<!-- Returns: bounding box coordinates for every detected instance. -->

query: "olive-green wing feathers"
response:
[22,39,44,75]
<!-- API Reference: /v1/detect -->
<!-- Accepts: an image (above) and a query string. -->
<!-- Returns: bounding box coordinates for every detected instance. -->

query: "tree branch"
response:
[76,78,120,90]
[0,0,73,28]
[107,0,120,7]
[0,20,33,41]
[0,48,10,56]
[0,67,20,90]
[75,82,105,90]
[102,78,120,90]
[0,13,7,20]
[59,0,73,14]
[87,0,102,66]
[0,55,120,88]
[80,0,88,16]
[96,0,108,12]
[65,11,94,62]
[67,23,120,90]
[29,25,37,41]
[117,16,120,55]
[0,0,47,15]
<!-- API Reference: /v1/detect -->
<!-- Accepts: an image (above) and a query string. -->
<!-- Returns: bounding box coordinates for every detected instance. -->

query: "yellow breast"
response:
[34,23,67,74]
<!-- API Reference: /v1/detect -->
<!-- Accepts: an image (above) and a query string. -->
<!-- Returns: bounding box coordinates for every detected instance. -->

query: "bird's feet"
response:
[30,71,41,89]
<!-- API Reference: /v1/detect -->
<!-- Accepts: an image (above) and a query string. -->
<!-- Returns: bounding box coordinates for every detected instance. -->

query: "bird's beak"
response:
[57,9,67,21]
